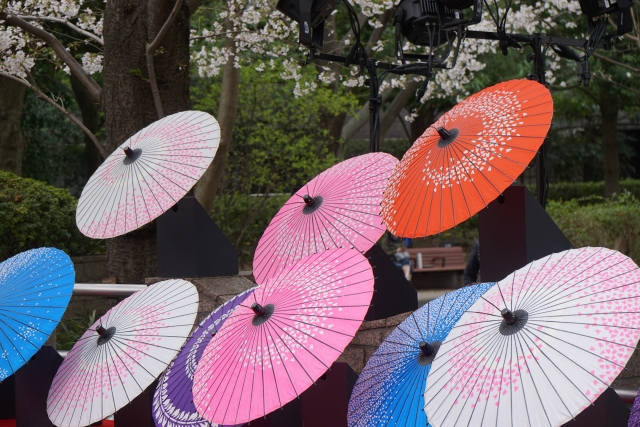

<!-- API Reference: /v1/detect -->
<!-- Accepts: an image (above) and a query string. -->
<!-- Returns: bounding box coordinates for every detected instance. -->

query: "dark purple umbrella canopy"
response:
[631,389,640,427]
[152,287,256,427]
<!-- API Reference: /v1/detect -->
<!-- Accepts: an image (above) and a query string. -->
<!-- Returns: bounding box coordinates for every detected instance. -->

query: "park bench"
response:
[406,247,466,274]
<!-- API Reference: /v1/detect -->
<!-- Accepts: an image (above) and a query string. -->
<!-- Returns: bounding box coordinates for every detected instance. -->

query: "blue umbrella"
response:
[347,283,494,427]
[0,248,74,380]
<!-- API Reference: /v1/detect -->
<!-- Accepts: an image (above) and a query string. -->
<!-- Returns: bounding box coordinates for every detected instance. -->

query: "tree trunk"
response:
[410,104,437,142]
[102,0,191,283]
[599,91,620,198]
[379,80,421,142]
[70,74,102,179]
[195,27,240,213]
[0,76,27,175]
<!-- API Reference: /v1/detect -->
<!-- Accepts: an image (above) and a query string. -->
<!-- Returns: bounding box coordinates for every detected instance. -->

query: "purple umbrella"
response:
[631,390,640,427]
[152,287,256,427]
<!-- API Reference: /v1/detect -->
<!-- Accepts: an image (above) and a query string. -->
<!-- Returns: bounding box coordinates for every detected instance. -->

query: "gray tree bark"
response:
[195,25,240,214]
[102,0,192,283]
[70,74,102,179]
[599,91,621,198]
[0,76,27,175]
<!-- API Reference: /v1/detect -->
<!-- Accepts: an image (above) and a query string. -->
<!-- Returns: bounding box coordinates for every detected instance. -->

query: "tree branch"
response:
[0,71,106,158]
[146,0,184,119]
[592,52,640,73]
[17,15,104,45]
[0,12,102,103]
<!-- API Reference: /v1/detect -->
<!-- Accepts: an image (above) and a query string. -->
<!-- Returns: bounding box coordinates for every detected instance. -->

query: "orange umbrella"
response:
[381,79,552,238]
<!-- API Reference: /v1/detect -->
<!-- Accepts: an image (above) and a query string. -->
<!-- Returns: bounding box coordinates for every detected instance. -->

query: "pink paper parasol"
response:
[192,248,374,425]
[252,153,398,283]
[76,111,219,239]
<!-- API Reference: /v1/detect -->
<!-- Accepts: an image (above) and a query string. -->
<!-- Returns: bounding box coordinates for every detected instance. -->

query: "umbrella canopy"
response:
[0,248,74,380]
[348,283,494,427]
[76,111,219,239]
[252,152,398,283]
[152,287,256,427]
[381,79,552,237]
[425,247,640,427]
[47,279,199,427]
[193,248,374,425]
[631,389,640,427]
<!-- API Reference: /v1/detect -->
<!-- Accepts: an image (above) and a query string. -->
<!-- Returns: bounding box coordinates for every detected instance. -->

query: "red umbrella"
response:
[382,79,552,237]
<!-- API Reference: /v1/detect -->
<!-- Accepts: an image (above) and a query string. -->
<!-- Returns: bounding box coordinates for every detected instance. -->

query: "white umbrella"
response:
[76,111,219,238]
[425,247,640,427]
[47,279,199,427]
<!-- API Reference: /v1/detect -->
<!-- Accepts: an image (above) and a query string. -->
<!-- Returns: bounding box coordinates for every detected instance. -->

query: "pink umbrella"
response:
[252,153,398,283]
[192,248,375,426]
[76,111,219,239]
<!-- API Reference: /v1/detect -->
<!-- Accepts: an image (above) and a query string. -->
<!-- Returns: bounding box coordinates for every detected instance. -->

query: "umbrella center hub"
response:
[417,340,441,366]
[499,309,528,336]
[251,303,275,326]
[436,127,459,148]
[302,195,323,215]
[96,325,117,346]
[122,147,143,165]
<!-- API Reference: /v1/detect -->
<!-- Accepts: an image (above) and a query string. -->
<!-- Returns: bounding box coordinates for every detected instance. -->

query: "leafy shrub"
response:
[531,179,640,201]
[547,192,640,265]
[56,310,97,351]
[0,171,104,261]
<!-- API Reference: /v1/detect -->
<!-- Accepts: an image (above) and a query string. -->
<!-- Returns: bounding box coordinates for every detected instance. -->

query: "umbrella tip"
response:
[501,308,517,325]
[251,302,267,317]
[419,341,435,357]
[436,127,450,140]
[122,146,135,158]
[302,194,315,207]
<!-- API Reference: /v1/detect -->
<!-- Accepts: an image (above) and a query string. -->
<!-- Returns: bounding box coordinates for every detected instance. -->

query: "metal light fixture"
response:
[276,0,341,46]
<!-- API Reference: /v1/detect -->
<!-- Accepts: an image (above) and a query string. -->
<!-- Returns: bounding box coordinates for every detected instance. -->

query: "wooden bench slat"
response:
[403,247,466,273]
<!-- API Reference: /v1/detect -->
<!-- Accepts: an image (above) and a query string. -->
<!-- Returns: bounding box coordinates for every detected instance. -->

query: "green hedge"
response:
[0,171,104,261]
[546,193,640,265]
[530,179,640,201]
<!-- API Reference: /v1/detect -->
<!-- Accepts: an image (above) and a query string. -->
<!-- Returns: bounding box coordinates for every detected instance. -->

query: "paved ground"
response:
[417,289,449,307]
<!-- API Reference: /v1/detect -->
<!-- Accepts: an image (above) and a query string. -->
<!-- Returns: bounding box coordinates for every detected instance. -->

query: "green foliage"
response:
[21,89,87,195]
[547,192,640,265]
[533,179,640,201]
[0,171,104,261]
[56,310,96,351]
[194,65,357,267]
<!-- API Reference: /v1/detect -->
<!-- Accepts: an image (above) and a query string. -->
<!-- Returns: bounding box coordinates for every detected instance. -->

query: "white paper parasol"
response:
[425,247,640,427]
[76,111,219,238]
[47,279,199,427]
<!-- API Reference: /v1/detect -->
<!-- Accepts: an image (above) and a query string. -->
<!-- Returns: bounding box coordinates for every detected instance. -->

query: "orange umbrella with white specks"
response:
[381,79,553,238]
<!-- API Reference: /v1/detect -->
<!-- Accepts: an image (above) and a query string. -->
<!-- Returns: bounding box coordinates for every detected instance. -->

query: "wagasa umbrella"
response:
[381,79,552,237]
[0,247,74,380]
[193,248,374,425]
[152,287,256,427]
[76,111,219,239]
[630,389,640,427]
[348,282,494,427]
[47,279,199,427]
[425,247,640,427]
[253,152,398,283]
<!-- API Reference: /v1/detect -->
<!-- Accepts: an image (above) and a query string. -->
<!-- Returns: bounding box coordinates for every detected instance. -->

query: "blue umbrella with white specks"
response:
[0,247,74,380]
[347,282,495,427]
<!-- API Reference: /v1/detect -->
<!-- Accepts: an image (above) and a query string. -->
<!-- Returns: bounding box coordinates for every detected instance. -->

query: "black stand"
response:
[248,397,303,427]
[560,387,629,427]
[14,346,63,427]
[156,197,239,277]
[364,244,418,321]
[113,381,157,427]
[301,362,358,427]
[478,186,572,282]
[0,375,15,419]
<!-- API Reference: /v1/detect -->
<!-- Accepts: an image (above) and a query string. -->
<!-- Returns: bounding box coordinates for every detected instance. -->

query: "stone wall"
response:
[337,311,412,374]
[146,275,256,325]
